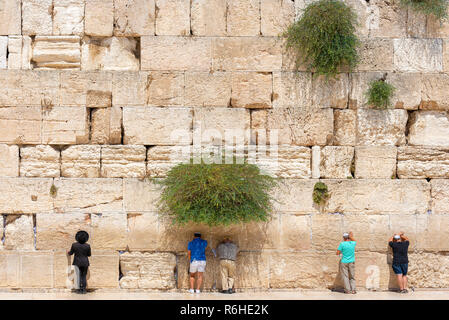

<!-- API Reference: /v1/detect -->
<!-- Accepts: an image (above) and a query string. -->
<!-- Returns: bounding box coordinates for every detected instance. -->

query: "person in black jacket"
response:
[67,231,91,294]
[388,231,410,294]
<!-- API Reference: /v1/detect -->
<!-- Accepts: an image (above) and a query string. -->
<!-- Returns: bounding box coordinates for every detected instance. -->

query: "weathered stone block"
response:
[0,0,21,35]
[312,74,349,109]
[185,72,231,107]
[112,71,148,106]
[0,106,42,144]
[91,106,122,144]
[266,107,333,146]
[431,179,449,214]
[353,251,391,290]
[20,145,60,177]
[52,0,85,35]
[4,215,34,250]
[88,252,119,288]
[227,0,260,36]
[333,109,356,146]
[417,215,449,252]
[20,252,53,288]
[0,145,19,177]
[406,9,427,38]
[155,0,190,35]
[142,36,211,71]
[85,0,114,36]
[427,13,449,38]
[146,72,185,106]
[280,214,311,250]
[408,253,449,288]
[119,252,176,289]
[0,37,6,69]
[356,38,394,71]
[61,145,101,178]
[0,178,54,214]
[91,213,127,250]
[127,212,160,250]
[231,72,273,109]
[394,39,443,72]
[408,111,449,148]
[212,37,282,71]
[7,36,32,70]
[42,106,89,145]
[146,146,191,177]
[53,178,123,213]
[356,109,408,146]
[123,107,192,145]
[389,215,417,246]
[124,179,161,212]
[342,215,390,252]
[261,0,295,36]
[319,146,354,179]
[32,36,81,69]
[101,145,146,178]
[114,0,156,36]
[22,0,52,35]
[355,146,397,179]
[272,72,312,109]
[0,252,20,287]
[421,73,449,111]
[366,0,407,38]
[311,214,344,250]
[191,0,227,36]
[397,147,449,179]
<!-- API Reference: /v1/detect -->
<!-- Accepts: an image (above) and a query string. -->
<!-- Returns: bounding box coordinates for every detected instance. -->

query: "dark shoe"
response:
[228,289,234,294]
[221,290,229,294]
[401,289,408,294]
[74,289,81,294]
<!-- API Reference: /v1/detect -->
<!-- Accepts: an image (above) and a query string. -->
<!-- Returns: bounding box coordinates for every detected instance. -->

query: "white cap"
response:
[343,232,349,238]
[394,235,401,240]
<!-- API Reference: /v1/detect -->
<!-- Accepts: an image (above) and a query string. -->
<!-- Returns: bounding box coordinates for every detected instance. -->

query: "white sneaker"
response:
[195,289,201,293]
[189,289,195,294]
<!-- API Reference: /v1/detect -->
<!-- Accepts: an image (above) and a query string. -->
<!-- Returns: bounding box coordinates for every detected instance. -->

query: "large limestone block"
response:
[193,107,250,145]
[427,13,449,38]
[42,106,89,145]
[356,109,408,146]
[81,37,140,71]
[88,252,119,288]
[416,215,449,252]
[124,179,161,212]
[0,252,20,287]
[119,252,176,289]
[353,251,391,290]
[389,215,417,246]
[272,179,317,214]
[408,253,449,288]
[0,106,42,144]
[421,73,449,111]
[280,214,311,250]
[408,111,449,147]
[191,0,226,36]
[213,37,282,71]
[20,252,54,288]
[333,109,356,146]
[348,72,383,109]
[146,146,191,177]
[231,72,272,109]
[0,70,59,107]
[0,178,53,214]
[123,107,192,145]
[185,72,231,107]
[0,0,21,35]
[266,107,333,146]
[4,215,34,250]
[272,72,312,109]
[85,0,114,36]
[0,37,6,69]
[234,252,270,289]
[227,0,260,36]
[397,147,449,179]
[394,39,443,72]
[32,36,81,69]
[0,145,19,177]
[311,214,344,250]
[155,0,190,35]
[312,74,349,109]
[355,146,397,179]
[356,38,394,71]
[406,9,427,38]
[319,146,354,179]
[53,178,123,213]
[36,213,92,250]
[91,213,127,250]
[363,0,407,38]
[114,0,156,36]
[60,71,112,107]
[101,145,147,178]
[7,36,33,70]
[20,145,60,177]
[342,215,390,252]
[22,0,53,35]
[91,106,122,144]
[127,212,160,250]
[141,36,211,71]
[52,0,85,35]
[112,71,148,106]
[431,179,449,214]
[146,72,185,106]
[61,145,101,178]
[261,0,295,36]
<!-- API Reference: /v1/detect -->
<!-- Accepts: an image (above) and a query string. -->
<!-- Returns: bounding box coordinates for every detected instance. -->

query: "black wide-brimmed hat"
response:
[75,230,89,244]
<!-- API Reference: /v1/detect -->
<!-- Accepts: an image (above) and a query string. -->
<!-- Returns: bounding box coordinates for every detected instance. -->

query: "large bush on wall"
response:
[400,0,448,20]
[157,160,277,226]
[283,0,359,78]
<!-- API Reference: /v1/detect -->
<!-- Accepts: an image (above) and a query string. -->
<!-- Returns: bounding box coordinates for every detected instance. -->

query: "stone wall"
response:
[0,0,449,291]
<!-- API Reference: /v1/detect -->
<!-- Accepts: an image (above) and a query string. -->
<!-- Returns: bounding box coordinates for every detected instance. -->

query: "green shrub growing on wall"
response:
[313,182,330,205]
[283,0,359,78]
[366,79,395,109]
[157,160,277,226]
[400,0,448,20]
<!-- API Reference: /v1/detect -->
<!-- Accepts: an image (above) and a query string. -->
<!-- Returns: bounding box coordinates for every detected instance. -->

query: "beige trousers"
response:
[220,259,236,291]
[339,262,356,292]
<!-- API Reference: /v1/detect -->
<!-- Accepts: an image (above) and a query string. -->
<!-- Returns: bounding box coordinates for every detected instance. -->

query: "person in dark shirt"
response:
[388,231,409,294]
[67,230,91,294]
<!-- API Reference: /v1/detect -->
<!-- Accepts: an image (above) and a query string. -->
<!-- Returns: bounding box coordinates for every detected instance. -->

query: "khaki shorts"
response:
[189,260,206,273]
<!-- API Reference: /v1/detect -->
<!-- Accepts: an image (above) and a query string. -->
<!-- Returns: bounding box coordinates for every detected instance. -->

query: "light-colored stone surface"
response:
[91,213,127,250]
[397,147,449,179]
[85,0,114,36]
[42,106,89,145]
[114,0,156,36]
[0,144,19,177]
[32,36,81,69]
[61,145,101,178]
[272,72,312,109]
[20,145,60,177]
[87,252,119,288]
[52,0,84,36]
[90,106,122,144]
[231,72,272,109]
[421,73,449,111]
[416,215,449,252]
[0,106,42,144]
[261,0,295,36]
[355,146,397,179]
[408,253,449,288]
[112,71,148,106]
[20,252,54,288]
[357,38,394,71]
[146,145,191,177]
[319,146,354,179]
[431,179,449,214]
[22,0,52,35]
[185,72,231,107]
[127,212,160,250]
[394,39,443,72]
[408,111,449,148]
[155,0,190,36]
[227,0,260,36]
[191,0,227,36]
[101,145,146,178]
[7,36,33,70]
[4,215,35,250]
[0,251,20,287]
[0,36,6,69]
[146,72,185,106]
[124,179,161,213]
[312,74,349,109]
[0,0,21,35]
[334,109,356,146]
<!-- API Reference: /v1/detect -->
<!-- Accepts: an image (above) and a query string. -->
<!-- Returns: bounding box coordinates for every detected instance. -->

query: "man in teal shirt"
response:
[337,231,357,294]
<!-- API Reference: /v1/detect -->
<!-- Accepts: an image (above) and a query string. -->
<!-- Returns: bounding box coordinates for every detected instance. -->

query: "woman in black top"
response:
[67,231,91,294]
[388,231,409,294]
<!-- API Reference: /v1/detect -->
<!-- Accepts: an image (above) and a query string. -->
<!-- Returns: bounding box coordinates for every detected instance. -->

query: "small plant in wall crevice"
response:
[400,0,448,20]
[283,0,360,78]
[366,78,395,109]
[313,182,330,206]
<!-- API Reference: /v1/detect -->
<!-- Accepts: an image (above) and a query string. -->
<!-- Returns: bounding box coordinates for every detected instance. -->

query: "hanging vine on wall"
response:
[283,0,360,78]
[400,0,448,20]
[366,79,396,109]
[313,182,330,206]
[157,160,277,226]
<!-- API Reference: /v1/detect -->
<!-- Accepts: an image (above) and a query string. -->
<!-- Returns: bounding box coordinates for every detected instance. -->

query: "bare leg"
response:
[396,274,404,291]
[190,272,197,290]
[196,272,203,290]
[403,275,408,290]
